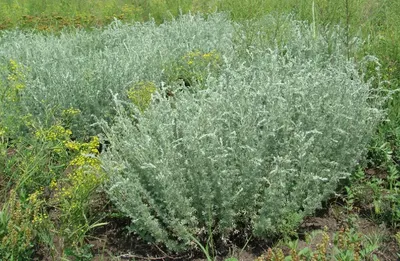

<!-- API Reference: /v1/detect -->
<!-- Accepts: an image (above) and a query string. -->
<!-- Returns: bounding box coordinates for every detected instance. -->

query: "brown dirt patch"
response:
[87,205,400,261]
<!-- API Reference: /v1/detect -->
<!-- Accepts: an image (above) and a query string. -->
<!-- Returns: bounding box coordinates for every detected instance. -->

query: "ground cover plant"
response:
[256,227,381,261]
[0,1,399,260]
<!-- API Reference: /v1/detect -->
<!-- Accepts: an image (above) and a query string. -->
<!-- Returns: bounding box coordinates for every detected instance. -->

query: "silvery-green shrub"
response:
[100,16,384,251]
[0,14,235,136]
[0,13,366,137]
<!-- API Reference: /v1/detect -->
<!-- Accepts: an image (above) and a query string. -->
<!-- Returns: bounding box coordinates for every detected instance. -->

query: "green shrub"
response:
[100,18,384,251]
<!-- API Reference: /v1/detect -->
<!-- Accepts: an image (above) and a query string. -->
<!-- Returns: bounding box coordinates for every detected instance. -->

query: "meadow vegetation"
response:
[0,0,399,260]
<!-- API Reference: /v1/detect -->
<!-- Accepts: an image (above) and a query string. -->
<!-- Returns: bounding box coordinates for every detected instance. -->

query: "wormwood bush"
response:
[100,18,384,251]
[0,13,234,137]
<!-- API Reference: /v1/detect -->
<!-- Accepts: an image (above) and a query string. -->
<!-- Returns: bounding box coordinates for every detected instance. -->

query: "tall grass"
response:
[0,0,394,30]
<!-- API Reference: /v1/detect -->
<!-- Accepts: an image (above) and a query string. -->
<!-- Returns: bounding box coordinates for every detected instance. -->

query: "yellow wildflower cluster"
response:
[49,178,58,190]
[183,49,221,67]
[167,49,222,88]
[1,104,105,255]
[32,212,48,226]
[64,140,81,151]
[51,135,105,239]
[27,189,42,204]
[69,154,100,167]
[68,136,100,168]
[26,188,50,228]
[35,124,72,142]
[60,167,103,202]
[54,135,102,198]
[4,59,26,102]
[61,107,81,118]
[127,81,157,113]
[82,135,100,154]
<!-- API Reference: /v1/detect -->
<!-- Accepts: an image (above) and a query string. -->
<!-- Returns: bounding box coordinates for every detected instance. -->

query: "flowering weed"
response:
[127,81,157,113]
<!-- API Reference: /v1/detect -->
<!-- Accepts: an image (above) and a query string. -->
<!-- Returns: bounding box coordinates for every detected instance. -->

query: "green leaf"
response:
[298,247,311,256]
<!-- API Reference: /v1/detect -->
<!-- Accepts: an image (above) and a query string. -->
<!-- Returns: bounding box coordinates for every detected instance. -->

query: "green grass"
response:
[0,0,216,30]
[0,0,395,30]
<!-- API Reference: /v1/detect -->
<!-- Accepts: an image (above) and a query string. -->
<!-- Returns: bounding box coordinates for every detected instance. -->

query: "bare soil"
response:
[87,200,399,261]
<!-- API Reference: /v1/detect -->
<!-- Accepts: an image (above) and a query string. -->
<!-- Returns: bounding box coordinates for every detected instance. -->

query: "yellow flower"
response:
[8,59,18,71]
[70,155,86,166]
[64,140,81,151]
[203,52,212,58]
[62,107,81,117]
[27,190,41,204]
[37,124,72,141]
[32,213,48,225]
[127,81,157,113]
[49,179,58,190]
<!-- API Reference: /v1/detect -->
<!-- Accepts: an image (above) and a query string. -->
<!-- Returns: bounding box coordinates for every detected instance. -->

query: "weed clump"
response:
[127,81,157,113]
[0,61,105,259]
[166,49,222,88]
[256,227,379,261]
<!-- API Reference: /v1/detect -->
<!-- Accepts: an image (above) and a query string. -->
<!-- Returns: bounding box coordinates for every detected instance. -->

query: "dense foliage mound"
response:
[98,14,384,251]
[0,14,235,137]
